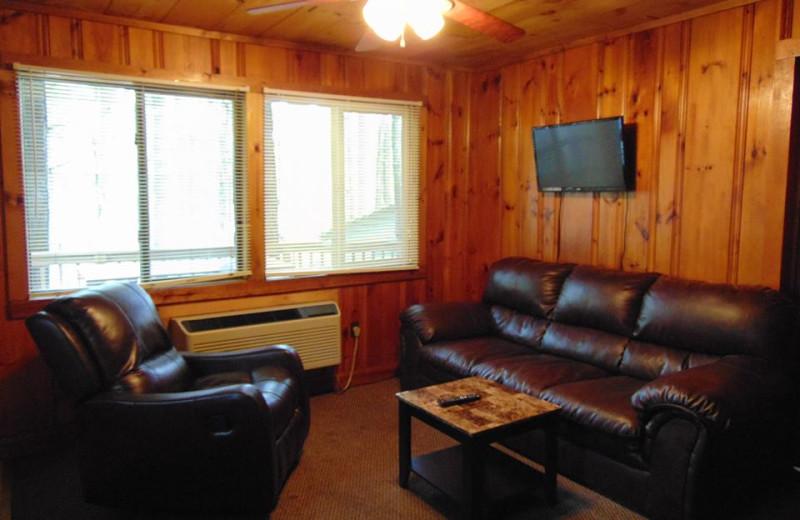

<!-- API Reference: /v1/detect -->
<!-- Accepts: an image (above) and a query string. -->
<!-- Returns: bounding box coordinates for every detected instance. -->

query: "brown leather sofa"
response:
[400,257,799,520]
[26,282,310,514]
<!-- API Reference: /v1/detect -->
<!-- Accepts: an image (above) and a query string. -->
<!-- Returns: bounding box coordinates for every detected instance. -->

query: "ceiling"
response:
[16,0,743,69]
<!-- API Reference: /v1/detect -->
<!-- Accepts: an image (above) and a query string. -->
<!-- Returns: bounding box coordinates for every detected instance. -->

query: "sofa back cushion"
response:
[635,277,797,361]
[490,306,550,348]
[552,266,659,336]
[618,340,720,380]
[540,322,629,371]
[483,258,574,319]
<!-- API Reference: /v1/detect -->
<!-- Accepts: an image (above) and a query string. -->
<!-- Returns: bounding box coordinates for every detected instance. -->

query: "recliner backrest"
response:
[27,282,190,400]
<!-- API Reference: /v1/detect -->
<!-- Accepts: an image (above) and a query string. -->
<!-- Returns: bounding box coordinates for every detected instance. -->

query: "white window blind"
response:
[264,89,420,276]
[16,67,249,295]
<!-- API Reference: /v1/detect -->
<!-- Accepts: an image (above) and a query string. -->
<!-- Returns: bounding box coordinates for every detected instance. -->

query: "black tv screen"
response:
[532,116,628,192]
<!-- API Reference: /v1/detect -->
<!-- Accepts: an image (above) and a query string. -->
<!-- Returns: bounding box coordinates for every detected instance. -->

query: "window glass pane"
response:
[144,92,238,279]
[17,69,249,294]
[266,102,334,272]
[343,111,401,250]
[24,80,139,292]
[264,92,419,276]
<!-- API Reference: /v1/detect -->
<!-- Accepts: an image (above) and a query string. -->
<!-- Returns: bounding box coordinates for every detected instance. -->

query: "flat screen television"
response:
[531,116,628,192]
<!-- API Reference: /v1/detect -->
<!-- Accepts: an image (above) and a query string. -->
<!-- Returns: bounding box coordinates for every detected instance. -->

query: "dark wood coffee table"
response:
[396,376,561,520]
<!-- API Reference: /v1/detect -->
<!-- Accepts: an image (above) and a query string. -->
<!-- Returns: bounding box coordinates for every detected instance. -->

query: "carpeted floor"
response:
[8,378,800,519]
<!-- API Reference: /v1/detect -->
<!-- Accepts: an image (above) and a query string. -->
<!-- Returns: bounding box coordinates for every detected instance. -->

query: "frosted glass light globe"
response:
[407,0,445,40]
[363,0,405,42]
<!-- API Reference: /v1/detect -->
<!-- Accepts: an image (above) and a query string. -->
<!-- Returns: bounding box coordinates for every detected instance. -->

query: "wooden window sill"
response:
[7,269,426,320]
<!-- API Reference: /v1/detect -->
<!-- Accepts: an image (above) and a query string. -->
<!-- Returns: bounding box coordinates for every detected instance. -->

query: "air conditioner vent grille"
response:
[182,303,338,333]
[169,302,341,370]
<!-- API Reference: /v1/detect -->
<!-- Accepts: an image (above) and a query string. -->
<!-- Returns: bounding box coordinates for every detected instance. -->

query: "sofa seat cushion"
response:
[193,365,300,435]
[541,376,645,438]
[471,354,613,396]
[418,337,534,378]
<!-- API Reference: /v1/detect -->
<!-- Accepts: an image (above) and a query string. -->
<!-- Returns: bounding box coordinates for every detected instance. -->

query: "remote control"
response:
[437,393,481,408]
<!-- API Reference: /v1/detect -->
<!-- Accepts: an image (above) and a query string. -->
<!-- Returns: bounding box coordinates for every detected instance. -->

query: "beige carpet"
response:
[272,377,644,520]
[10,378,800,519]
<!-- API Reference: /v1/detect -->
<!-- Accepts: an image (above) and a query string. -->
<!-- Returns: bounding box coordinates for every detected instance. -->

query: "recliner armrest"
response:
[181,344,305,378]
[84,384,273,435]
[400,302,493,344]
[631,355,793,432]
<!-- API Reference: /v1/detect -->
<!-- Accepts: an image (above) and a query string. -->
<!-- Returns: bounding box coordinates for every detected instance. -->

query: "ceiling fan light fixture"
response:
[363,0,405,41]
[407,0,446,40]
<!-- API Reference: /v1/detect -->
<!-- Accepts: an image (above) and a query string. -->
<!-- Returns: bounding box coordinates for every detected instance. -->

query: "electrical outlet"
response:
[350,321,361,338]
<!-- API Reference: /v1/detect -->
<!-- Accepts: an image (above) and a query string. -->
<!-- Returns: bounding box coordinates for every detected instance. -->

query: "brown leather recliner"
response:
[26,281,310,515]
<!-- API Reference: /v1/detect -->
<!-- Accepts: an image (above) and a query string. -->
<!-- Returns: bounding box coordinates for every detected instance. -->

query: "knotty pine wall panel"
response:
[596,36,629,269]
[558,44,600,266]
[489,0,789,289]
[464,70,502,301]
[738,0,784,285]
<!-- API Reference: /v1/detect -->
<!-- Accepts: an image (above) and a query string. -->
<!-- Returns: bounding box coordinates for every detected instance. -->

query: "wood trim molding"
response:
[8,269,426,320]
[777,37,800,59]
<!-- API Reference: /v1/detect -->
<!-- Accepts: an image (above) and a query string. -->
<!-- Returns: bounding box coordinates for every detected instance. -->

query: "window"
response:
[16,68,248,295]
[264,90,420,276]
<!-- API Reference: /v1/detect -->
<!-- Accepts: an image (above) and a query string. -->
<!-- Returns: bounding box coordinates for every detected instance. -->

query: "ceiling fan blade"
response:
[247,0,350,16]
[446,0,525,43]
[355,28,384,52]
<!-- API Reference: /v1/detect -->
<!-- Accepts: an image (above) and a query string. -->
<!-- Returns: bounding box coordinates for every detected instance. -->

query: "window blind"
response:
[16,67,249,295]
[263,89,420,277]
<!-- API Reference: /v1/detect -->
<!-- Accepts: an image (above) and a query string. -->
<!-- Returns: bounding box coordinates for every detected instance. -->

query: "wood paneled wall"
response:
[425,0,793,303]
[0,5,439,448]
[0,0,796,451]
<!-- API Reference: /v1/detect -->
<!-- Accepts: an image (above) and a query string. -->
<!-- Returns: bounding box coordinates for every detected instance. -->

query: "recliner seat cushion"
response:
[114,348,192,393]
[193,365,300,435]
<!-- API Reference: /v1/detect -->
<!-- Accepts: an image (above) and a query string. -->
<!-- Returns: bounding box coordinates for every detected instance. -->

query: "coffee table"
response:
[396,376,561,520]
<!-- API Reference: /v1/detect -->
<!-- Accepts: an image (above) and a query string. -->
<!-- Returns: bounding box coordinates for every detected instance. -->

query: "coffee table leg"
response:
[398,401,411,488]
[462,441,485,520]
[545,417,558,505]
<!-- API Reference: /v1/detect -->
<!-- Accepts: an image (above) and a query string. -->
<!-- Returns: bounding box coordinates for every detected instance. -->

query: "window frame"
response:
[263,88,422,278]
[13,66,250,297]
[1,65,427,317]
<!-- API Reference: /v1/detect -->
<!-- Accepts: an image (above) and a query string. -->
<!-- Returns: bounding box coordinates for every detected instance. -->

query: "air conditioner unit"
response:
[169,301,341,370]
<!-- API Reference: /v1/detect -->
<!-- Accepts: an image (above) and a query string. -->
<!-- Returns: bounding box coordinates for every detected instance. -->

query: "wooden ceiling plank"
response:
[161,0,241,28]
[3,0,760,70]
[106,0,176,21]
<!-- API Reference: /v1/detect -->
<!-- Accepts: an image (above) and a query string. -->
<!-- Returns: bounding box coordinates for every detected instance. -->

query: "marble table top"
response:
[396,376,560,436]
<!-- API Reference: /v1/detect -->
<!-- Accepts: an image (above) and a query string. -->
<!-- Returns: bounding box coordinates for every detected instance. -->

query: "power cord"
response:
[337,323,360,393]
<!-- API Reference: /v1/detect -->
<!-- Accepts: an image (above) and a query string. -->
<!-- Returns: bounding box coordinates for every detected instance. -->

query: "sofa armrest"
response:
[631,355,793,432]
[400,302,493,344]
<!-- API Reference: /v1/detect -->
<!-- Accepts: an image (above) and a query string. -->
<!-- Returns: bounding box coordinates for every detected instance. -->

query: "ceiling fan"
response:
[247,0,525,51]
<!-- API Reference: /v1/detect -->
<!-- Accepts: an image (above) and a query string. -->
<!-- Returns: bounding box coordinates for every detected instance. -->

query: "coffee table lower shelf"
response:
[410,445,543,512]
